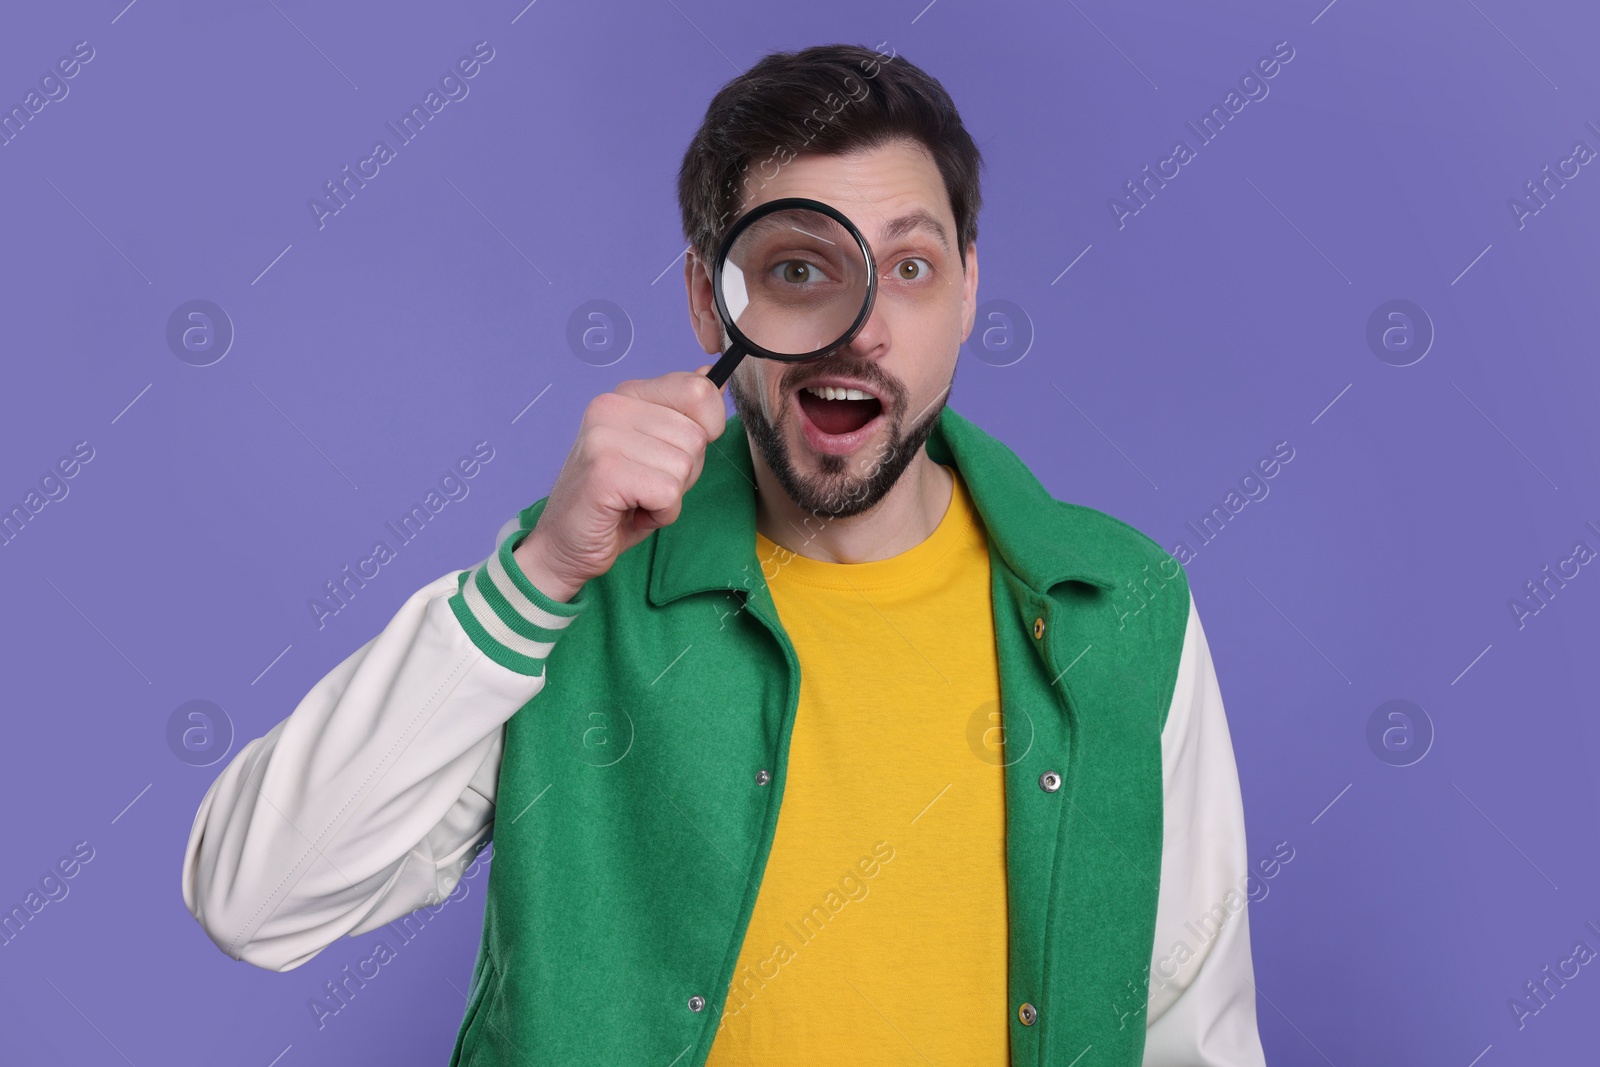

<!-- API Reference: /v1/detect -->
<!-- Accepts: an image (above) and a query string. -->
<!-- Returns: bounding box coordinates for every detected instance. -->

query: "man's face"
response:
[688,137,979,519]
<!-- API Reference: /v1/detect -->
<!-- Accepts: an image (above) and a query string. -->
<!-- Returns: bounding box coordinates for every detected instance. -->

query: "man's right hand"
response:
[512,364,727,603]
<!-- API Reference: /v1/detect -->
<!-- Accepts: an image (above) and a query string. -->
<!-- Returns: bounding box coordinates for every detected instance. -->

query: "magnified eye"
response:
[892,257,933,281]
[772,260,831,284]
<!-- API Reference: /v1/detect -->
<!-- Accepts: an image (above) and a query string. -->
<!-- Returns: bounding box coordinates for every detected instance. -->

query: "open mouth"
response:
[796,384,882,437]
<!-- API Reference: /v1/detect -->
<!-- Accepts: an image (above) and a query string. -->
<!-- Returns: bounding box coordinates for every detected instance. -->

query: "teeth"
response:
[802,385,873,401]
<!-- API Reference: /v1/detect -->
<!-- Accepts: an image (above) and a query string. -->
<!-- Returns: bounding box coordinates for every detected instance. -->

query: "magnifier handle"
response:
[705,345,745,389]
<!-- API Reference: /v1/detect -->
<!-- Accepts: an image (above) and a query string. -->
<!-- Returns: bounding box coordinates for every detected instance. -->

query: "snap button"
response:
[688,994,706,1012]
[755,769,771,786]
[1039,771,1062,793]
[1032,616,1045,640]
[1018,1001,1037,1026]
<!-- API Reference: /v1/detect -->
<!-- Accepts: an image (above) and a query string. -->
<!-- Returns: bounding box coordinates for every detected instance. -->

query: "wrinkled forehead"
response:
[729,141,958,259]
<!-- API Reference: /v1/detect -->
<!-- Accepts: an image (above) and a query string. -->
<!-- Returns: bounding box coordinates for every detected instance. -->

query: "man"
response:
[183,43,1266,1065]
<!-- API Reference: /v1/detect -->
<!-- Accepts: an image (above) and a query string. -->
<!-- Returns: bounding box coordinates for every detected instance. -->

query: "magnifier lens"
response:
[716,207,871,359]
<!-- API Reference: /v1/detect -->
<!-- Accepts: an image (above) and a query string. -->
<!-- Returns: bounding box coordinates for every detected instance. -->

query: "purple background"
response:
[2,0,1597,1063]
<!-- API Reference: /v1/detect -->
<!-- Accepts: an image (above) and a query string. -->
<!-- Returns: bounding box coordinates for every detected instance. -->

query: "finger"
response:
[614,429,699,498]
[677,370,728,443]
[637,495,683,529]
[617,371,725,442]
[595,392,711,461]
[629,465,688,529]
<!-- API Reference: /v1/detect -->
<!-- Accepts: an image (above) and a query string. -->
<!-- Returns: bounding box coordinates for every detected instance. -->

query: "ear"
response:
[684,250,724,356]
[958,242,980,343]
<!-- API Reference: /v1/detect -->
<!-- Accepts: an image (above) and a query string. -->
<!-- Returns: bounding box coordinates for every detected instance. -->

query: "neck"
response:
[751,442,955,564]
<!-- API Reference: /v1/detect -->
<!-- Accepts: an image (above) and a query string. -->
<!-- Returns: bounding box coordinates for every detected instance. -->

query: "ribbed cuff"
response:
[448,526,586,675]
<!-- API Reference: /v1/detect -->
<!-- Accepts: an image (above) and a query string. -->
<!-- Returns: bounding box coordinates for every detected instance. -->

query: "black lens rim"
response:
[710,197,878,364]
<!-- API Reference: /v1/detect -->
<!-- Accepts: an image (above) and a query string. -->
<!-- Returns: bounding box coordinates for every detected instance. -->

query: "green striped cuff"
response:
[448,525,586,675]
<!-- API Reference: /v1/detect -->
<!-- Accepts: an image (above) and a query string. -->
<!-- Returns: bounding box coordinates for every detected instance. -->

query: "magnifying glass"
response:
[703,197,878,388]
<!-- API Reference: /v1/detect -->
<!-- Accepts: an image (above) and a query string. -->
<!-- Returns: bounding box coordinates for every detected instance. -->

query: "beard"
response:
[728,355,952,520]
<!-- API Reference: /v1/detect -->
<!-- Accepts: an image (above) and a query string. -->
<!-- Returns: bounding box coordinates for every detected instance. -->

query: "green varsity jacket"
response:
[447,403,1191,1066]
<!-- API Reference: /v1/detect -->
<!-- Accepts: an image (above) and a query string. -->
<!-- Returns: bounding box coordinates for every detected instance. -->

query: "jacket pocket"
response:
[454,949,501,1066]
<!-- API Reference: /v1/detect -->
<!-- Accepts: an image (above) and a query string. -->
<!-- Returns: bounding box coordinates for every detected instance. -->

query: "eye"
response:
[771,260,831,284]
[892,257,933,281]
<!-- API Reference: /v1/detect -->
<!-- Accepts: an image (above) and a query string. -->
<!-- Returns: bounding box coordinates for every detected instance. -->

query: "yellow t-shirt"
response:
[706,465,1009,1064]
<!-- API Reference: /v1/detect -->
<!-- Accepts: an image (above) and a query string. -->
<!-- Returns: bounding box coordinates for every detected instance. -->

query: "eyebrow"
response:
[879,209,950,254]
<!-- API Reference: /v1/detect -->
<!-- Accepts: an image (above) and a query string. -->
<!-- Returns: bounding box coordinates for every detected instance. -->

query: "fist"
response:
[513,366,726,601]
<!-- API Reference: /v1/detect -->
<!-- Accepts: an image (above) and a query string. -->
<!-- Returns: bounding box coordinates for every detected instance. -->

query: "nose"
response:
[840,286,892,359]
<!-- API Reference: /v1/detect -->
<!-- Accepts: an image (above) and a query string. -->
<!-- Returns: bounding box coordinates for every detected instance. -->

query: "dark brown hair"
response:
[676,43,984,272]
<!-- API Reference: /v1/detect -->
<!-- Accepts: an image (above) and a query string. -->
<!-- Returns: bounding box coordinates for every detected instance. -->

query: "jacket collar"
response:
[647,404,1120,607]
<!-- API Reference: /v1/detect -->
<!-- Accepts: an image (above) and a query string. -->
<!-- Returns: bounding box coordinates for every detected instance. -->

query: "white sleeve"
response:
[1142,595,1267,1065]
[180,518,586,973]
